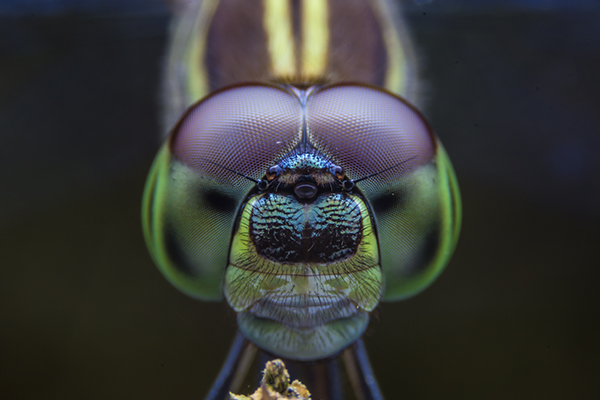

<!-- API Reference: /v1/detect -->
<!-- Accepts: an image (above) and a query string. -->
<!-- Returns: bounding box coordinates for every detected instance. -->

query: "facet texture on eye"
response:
[170,84,304,185]
[306,85,436,190]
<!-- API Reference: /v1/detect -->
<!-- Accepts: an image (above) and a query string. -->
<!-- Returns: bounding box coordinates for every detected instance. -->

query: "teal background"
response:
[1,1,599,398]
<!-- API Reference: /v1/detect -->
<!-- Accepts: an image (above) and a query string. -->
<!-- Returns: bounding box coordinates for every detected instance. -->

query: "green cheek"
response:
[142,144,249,300]
[369,144,461,301]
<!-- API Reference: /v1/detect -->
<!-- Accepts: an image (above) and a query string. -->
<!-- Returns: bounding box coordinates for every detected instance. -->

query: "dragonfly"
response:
[142,0,461,398]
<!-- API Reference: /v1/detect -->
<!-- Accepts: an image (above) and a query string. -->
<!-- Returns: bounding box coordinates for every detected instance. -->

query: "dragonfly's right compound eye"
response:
[142,84,304,300]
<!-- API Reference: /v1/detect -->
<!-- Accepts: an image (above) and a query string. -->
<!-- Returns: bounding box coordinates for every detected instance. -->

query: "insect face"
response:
[142,83,460,360]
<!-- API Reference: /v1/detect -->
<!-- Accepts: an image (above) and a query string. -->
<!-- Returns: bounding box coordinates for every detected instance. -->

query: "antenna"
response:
[352,155,418,184]
[199,157,262,185]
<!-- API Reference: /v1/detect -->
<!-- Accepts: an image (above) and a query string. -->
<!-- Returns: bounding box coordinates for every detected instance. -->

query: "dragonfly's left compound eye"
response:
[142,84,304,299]
[305,85,461,300]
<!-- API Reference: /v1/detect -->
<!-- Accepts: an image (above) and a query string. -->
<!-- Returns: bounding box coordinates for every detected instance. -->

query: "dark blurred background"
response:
[1,0,599,399]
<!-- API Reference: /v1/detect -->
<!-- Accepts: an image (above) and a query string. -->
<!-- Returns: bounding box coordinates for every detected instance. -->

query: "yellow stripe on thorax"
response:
[301,0,329,77]
[264,0,297,77]
[371,0,408,96]
[185,0,220,102]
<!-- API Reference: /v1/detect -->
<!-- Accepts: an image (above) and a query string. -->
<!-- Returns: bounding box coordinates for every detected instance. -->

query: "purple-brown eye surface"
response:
[170,84,303,185]
[306,84,436,192]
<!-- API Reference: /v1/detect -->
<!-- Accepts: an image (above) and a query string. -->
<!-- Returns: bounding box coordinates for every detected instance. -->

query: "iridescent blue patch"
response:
[279,148,334,172]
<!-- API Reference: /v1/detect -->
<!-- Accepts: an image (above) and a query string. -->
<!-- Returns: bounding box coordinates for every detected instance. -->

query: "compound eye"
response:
[305,84,461,302]
[306,85,436,187]
[170,85,303,185]
[294,182,318,199]
[143,84,304,301]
